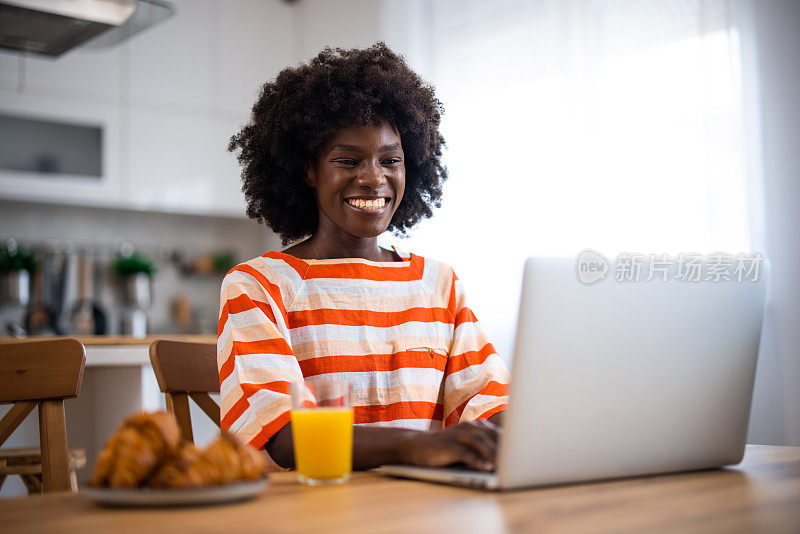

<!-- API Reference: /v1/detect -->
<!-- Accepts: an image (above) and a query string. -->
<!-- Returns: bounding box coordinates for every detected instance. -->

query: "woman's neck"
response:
[283,221,397,262]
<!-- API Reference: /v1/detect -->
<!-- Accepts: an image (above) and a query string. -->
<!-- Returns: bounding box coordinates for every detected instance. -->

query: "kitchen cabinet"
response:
[0,51,17,91]
[126,107,216,213]
[123,0,301,218]
[211,116,248,216]
[125,110,246,217]
[0,0,284,218]
[22,46,121,105]
[124,0,215,112]
[215,0,294,118]
[0,91,123,207]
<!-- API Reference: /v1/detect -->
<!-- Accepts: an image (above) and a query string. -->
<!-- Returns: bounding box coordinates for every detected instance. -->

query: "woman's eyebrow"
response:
[332,144,361,152]
[331,143,402,152]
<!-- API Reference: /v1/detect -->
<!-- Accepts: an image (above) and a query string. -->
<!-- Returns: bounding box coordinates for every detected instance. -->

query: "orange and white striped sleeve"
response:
[217,264,302,450]
[443,269,510,427]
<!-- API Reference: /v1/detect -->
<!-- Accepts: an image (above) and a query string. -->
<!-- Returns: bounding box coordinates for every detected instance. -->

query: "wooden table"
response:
[1,445,798,533]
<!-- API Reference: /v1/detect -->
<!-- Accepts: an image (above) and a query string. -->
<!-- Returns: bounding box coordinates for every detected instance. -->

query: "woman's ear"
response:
[303,162,316,188]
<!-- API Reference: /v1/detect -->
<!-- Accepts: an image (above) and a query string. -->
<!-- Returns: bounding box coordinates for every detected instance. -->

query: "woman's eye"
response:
[383,158,402,165]
[334,159,357,166]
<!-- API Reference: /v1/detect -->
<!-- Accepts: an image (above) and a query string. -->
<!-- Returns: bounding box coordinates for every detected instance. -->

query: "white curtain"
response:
[384,0,751,363]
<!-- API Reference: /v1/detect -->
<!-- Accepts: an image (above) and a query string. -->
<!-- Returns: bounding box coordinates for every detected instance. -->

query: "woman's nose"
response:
[356,160,387,187]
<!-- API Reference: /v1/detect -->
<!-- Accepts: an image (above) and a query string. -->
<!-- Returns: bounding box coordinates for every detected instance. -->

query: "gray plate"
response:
[81,479,270,507]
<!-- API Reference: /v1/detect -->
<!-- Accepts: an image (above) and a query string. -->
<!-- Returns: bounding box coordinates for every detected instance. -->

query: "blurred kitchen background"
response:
[0,0,798,455]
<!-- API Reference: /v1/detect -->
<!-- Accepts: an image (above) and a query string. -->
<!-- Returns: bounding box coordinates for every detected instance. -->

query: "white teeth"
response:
[347,198,386,209]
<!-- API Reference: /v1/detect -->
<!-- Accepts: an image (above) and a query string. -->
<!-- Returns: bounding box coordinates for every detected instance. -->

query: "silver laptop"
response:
[375,254,769,490]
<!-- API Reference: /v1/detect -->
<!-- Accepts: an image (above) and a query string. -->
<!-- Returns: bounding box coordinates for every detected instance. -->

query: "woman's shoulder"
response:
[222,252,309,293]
[226,247,456,281]
[405,250,455,276]
[396,251,459,300]
[384,245,439,264]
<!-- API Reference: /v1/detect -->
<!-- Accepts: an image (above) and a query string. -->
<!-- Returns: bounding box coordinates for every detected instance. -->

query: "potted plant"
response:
[112,251,156,309]
[0,242,38,306]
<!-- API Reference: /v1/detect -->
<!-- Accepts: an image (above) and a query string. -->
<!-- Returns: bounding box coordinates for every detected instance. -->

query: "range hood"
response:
[0,0,174,58]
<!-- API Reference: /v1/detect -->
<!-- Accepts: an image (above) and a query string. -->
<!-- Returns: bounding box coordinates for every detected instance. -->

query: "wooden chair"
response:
[149,340,285,472]
[0,338,87,493]
[148,340,220,443]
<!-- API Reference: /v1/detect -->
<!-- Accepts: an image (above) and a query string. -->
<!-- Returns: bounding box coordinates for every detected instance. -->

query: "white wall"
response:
[287,0,433,80]
[738,0,800,446]
[294,0,383,61]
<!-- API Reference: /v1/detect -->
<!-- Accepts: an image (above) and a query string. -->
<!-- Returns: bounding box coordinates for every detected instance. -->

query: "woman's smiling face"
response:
[307,120,405,239]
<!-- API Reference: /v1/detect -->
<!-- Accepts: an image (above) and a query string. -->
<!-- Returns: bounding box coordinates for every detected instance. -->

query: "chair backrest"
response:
[0,338,85,492]
[149,340,219,443]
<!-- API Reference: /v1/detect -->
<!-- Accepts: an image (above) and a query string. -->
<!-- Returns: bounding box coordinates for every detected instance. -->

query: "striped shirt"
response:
[217,249,510,450]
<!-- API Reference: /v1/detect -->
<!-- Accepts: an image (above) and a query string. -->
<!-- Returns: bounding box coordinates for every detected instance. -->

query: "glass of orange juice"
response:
[290,380,354,485]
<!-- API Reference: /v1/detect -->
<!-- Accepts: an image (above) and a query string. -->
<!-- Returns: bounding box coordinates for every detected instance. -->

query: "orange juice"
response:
[291,407,354,481]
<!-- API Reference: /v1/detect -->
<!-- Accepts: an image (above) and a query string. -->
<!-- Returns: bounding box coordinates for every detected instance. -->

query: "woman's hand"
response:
[398,420,501,472]
[268,418,504,471]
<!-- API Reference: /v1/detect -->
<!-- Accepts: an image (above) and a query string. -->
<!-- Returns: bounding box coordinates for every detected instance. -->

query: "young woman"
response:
[221,43,509,471]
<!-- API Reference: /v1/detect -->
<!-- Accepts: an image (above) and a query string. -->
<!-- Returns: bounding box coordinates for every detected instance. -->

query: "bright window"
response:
[384,0,750,361]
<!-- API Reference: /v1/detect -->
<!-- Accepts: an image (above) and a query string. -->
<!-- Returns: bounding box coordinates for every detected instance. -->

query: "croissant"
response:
[89,411,182,488]
[148,442,205,488]
[235,434,269,481]
[150,431,267,488]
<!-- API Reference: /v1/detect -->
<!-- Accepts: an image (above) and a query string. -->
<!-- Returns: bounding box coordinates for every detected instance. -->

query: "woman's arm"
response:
[267,418,502,472]
[487,411,504,427]
[442,269,510,427]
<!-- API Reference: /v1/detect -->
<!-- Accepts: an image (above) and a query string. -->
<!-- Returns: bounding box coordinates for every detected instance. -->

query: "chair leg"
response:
[0,401,36,448]
[166,392,194,443]
[39,400,72,492]
[0,473,6,490]
[21,474,43,494]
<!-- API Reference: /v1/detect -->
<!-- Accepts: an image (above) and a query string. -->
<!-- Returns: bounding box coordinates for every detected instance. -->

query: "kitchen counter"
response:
[0,335,216,365]
[0,334,216,346]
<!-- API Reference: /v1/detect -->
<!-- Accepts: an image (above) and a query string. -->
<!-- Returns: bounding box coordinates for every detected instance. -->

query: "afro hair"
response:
[228,42,448,245]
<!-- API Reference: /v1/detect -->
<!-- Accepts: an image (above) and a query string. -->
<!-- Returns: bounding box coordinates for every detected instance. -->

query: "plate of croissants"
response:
[82,411,269,507]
